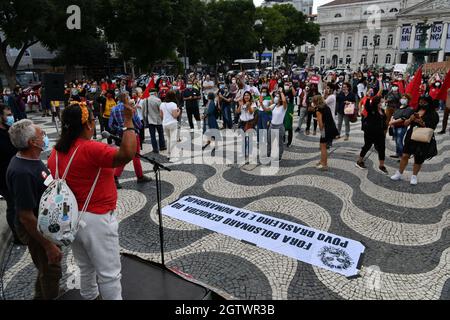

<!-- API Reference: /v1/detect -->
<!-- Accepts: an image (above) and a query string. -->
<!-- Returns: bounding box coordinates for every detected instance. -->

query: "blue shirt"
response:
[108,102,142,136]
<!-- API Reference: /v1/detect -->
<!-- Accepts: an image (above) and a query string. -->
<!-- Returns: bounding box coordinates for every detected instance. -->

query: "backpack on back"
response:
[37,146,101,246]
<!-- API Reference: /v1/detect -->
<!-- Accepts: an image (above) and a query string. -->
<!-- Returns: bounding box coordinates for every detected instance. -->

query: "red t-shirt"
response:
[47,139,117,214]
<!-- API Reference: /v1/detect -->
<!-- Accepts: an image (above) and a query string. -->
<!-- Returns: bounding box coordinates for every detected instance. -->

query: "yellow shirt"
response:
[103,98,116,118]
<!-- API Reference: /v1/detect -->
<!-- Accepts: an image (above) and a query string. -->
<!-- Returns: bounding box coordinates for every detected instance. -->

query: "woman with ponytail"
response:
[47,102,137,300]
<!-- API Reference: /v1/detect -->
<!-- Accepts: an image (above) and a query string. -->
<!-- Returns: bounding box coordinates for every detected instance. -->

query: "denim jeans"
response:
[394,126,407,156]
[337,113,350,137]
[148,124,166,152]
[222,104,233,129]
[297,107,307,130]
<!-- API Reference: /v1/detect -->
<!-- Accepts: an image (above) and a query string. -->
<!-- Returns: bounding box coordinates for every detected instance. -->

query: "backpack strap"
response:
[75,168,102,227]
[61,146,80,180]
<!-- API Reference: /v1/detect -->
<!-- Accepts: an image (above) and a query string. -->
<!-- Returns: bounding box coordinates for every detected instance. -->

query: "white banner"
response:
[163,195,365,277]
[400,25,412,50]
[446,24,450,53]
[429,23,443,49]
[414,24,426,49]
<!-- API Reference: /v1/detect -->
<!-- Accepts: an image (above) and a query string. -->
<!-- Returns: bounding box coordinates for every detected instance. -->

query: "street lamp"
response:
[254,19,264,69]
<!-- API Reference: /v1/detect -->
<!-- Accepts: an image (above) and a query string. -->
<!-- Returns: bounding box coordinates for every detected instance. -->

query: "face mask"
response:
[162,82,166,86]
[262,92,267,97]
[35,135,49,151]
[90,87,97,93]
[115,90,120,95]
[400,99,408,105]
[187,84,193,89]
[381,102,387,110]
[392,86,398,92]
[232,79,236,84]
[5,115,14,127]
[305,87,310,91]
[220,85,225,89]
[274,97,280,104]
[284,86,290,91]
[436,83,441,87]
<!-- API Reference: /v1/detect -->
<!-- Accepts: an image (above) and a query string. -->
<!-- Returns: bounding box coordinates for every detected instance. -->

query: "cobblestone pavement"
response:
[1,111,450,300]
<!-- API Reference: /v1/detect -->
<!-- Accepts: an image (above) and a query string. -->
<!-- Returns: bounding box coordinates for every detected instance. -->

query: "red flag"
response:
[405,66,422,110]
[142,76,156,99]
[436,69,450,101]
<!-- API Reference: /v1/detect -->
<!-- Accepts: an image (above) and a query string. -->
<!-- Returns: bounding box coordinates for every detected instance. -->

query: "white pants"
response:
[163,122,178,158]
[71,211,122,300]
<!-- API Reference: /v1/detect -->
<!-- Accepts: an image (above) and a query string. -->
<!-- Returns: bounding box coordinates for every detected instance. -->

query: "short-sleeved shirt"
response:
[160,102,178,126]
[183,88,201,109]
[6,156,50,227]
[47,139,117,214]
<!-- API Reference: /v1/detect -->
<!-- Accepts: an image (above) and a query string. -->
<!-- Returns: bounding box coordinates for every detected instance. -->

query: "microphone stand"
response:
[136,152,171,267]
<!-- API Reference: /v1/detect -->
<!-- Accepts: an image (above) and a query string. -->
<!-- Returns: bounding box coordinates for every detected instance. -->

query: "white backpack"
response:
[37,146,101,246]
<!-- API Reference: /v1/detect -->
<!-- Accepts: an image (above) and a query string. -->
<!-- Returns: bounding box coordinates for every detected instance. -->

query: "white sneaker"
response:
[410,175,418,185]
[390,171,403,181]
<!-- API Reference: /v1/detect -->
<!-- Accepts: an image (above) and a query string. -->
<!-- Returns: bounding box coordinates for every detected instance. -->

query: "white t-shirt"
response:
[325,94,336,117]
[271,104,286,125]
[240,103,256,122]
[134,98,144,121]
[202,80,215,95]
[357,83,366,99]
[160,102,178,126]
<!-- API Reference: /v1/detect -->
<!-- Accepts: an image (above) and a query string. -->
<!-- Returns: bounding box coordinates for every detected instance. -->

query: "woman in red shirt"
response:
[47,102,137,300]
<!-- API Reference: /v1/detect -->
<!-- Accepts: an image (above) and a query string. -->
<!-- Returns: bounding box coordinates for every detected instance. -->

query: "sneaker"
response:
[295,127,300,133]
[355,161,366,169]
[390,171,403,181]
[305,130,310,135]
[410,175,418,185]
[389,154,400,159]
[437,130,446,135]
[344,136,349,141]
[313,130,317,136]
[316,164,328,171]
[378,166,388,174]
[137,175,152,184]
[160,147,167,151]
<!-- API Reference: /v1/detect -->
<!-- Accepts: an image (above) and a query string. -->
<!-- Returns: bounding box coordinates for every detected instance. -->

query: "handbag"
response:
[344,103,356,115]
[411,127,434,143]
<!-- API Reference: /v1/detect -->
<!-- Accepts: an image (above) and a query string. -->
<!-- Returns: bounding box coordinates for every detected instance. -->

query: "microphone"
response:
[102,131,122,143]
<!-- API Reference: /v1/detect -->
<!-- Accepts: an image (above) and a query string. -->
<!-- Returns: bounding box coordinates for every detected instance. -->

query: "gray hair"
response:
[8,119,37,150]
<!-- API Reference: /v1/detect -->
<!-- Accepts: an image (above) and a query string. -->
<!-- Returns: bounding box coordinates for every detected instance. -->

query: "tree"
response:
[0,0,61,87]
[97,0,191,72]
[272,4,320,68]
[255,6,288,67]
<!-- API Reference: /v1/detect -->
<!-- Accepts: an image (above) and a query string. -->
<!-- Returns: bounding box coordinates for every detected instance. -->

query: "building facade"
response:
[314,0,450,70]
[262,0,313,15]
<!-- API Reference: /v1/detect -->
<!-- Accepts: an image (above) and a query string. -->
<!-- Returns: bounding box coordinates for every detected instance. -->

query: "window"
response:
[320,56,325,65]
[363,11,368,15]
[335,13,342,18]
[390,8,399,13]
[334,37,339,48]
[387,34,393,46]
[362,36,368,47]
[374,35,380,46]
[385,54,391,64]
[321,38,326,49]
[346,55,351,64]
[373,54,378,64]
[347,37,352,48]
[361,54,367,65]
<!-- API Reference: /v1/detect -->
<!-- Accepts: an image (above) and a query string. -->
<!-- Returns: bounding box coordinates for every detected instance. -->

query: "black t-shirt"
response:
[6,156,50,227]
[0,127,17,192]
[183,88,200,109]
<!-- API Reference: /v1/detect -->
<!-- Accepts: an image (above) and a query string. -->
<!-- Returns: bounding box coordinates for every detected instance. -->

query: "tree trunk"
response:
[0,49,16,88]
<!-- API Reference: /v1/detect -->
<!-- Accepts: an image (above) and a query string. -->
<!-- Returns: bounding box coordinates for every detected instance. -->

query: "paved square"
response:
[2,112,449,300]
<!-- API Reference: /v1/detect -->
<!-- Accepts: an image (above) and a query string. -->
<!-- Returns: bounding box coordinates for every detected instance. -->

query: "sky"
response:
[253,0,335,14]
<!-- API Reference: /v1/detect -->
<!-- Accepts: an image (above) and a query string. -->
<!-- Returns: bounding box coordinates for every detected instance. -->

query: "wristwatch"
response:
[123,127,135,132]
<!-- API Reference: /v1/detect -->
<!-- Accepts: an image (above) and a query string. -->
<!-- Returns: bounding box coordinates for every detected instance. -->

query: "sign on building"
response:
[414,23,425,49]
[429,23,443,49]
[446,24,450,53]
[400,25,412,50]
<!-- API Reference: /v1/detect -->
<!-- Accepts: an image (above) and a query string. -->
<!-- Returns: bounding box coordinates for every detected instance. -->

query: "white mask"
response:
[392,86,398,92]
[400,98,408,105]
[274,97,280,104]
